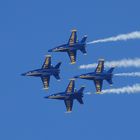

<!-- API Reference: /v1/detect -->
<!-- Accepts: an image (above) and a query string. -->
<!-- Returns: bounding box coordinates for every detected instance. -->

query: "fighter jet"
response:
[21,55,61,90]
[74,59,115,93]
[45,79,85,113]
[48,29,87,64]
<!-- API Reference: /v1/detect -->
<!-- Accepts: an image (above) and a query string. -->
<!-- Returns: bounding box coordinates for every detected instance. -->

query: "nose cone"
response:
[48,46,61,52]
[21,71,34,76]
[48,48,53,52]
[44,96,50,99]
[44,95,54,99]
[74,75,79,78]
[21,73,27,76]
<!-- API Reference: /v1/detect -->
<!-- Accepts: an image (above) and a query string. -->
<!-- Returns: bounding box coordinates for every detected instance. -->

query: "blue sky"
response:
[0,0,140,139]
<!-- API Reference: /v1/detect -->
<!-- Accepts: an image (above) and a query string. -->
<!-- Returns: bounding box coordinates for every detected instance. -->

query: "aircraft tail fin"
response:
[55,62,62,69]
[77,86,85,93]
[107,67,114,85]
[107,67,115,73]
[81,35,87,43]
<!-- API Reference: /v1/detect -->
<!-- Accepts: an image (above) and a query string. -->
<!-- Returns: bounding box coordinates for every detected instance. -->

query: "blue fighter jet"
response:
[48,29,87,64]
[22,55,61,90]
[45,79,85,113]
[74,59,115,93]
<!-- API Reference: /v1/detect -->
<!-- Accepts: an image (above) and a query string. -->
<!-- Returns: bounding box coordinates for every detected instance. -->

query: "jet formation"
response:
[22,29,116,113]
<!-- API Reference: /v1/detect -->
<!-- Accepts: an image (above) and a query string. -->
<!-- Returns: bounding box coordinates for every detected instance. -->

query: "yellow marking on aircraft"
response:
[44,58,49,66]
[96,62,102,73]
[95,80,101,92]
[79,75,92,78]
[70,32,75,45]
[67,81,73,93]
[71,61,76,64]
[69,52,75,63]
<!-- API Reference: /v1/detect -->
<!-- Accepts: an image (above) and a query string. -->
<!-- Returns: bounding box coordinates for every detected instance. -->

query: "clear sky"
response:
[0,0,140,140]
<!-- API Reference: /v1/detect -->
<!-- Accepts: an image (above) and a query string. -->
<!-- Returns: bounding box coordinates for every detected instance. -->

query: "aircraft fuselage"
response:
[47,91,83,100]
[22,68,60,77]
[48,42,86,52]
[77,71,113,81]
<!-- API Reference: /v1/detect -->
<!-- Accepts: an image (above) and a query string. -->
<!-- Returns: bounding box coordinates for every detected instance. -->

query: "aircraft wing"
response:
[94,80,103,94]
[41,76,50,90]
[68,29,77,46]
[68,51,77,64]
[42,55,51,69]
[64,99,73,112]
[65,79,75,93]
[95,59,104,73]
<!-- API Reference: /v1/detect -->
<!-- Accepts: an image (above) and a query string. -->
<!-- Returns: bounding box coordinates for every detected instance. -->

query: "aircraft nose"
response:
[21,73,26,76]
[74,75,79,78]
[48,49,53,52]
[44,96,48,98]
[21,71,33,76]
[44,96,50,99]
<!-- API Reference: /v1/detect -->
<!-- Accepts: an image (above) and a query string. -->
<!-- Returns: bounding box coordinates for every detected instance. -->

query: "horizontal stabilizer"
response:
[76,97,84,104]
[106,78,113,85]
[53,73,60,80]
[80,48,87,55]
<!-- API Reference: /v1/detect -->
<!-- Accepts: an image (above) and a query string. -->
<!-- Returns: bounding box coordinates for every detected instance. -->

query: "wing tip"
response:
[43,87,49,90]
[45,55,52,57]
[70,61,76,64]
[69,78,75,81]
[65,111,72,114]
[71,29,77,32]
[96,91,102,94]
[98,58,104,62]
